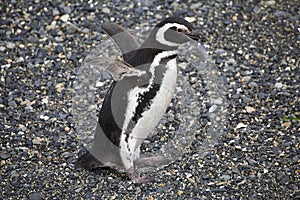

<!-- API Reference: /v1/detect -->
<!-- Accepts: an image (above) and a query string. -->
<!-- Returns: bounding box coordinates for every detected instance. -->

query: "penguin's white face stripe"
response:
[156,23,189,47]
[120,50,178,170]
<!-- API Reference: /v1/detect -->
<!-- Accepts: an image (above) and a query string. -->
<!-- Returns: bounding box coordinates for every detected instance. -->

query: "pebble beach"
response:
[1,0,299,199]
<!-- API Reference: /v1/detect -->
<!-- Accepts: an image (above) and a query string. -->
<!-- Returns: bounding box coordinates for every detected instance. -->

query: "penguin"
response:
[75,17,203,182]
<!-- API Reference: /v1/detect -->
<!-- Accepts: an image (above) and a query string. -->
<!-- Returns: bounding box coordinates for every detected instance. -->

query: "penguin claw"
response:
[127,167,153,183]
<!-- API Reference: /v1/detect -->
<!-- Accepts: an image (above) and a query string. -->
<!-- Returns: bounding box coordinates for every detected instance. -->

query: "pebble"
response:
[245,106,256,113]
[60,14,69,22]
[29,192,44,200]
[6,42,16,49]
[0,0,298,199]
[221,174,231,180]
[190,2,202,10]
[248,81,258,88]
[274,82,283,89]
[274,11,291,18]
[55,83,64,93]
[8,100,18,108]
[1,160,6,166]
[263,0,276,6]
[236,122,247,129]
[32,137,42,145]
[0,153,10,160]
[281,121,291,128]
[184,17,196,23]
[102,7,110,14]
[0,46,6,51]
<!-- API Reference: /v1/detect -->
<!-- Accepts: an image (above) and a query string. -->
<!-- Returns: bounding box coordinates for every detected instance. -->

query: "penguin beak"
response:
[185,30,206,42]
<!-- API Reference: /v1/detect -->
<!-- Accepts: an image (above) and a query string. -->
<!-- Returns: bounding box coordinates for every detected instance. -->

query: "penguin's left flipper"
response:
[85,57,146,81]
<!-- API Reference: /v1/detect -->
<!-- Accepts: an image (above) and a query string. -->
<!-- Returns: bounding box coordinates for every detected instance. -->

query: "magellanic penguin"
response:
[75,17,204,182]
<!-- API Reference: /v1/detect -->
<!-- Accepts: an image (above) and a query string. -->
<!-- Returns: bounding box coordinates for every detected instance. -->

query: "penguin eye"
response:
[177,28,188,33]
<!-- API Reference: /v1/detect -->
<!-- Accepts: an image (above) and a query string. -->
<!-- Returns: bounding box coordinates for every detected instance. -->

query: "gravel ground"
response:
[1,0,299,199]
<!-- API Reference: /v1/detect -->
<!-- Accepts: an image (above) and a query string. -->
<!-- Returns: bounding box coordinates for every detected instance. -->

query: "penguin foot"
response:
[75,151,104,170]
[128,167,153,183]
[132,174,153,183]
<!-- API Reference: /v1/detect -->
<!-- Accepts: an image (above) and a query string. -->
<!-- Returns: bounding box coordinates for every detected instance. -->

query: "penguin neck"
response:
[126,33,179,68]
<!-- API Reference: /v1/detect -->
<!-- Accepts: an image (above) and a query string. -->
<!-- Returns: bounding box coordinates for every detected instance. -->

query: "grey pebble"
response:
[29,192,44,200]
[8,100,18,108]
[248,81,258,88]
[221,174,231,180]
[6,42,15,49]
[0,153,10,160]
[274,10,291,18]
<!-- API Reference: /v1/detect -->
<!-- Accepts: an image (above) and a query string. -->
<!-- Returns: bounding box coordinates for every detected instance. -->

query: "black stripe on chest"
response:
[130,54,177,124]
[131,83,160,123]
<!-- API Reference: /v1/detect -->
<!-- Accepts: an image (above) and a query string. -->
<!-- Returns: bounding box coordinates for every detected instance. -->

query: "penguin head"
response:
[154,16,203,47]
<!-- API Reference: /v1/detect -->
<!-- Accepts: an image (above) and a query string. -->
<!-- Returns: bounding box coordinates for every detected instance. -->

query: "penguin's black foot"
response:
[135,156,172,167]
[75,151,104,171]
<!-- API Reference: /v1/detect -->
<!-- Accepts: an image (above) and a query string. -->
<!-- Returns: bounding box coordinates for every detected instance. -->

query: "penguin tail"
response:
[75,151,104,171]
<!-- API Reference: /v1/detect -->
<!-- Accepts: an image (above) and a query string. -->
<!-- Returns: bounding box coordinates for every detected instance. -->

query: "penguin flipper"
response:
[75,151,105,170]
[85,57,145,81]
[101,22,139,61]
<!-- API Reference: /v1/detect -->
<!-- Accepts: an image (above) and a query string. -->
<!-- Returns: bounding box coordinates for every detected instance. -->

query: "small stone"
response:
[102,7,110,14]
[140,0,153,6]
[274,82,283,89]
[242,76,251,82]
[237,49,243,55]
[32,137,42,145]
[40,115,50,121]
[55,45,63,53]
[6,42,15,49]
[263,0,276,6]
[274,11,290,18]
[46,156,52,162]
[184,16,196,23]
[177,190,184,195]
[215,49,226,56]
[64,126,70,132]
[281,121,291,127]
[236,122,247,129]
[190,2,202,10]
[61,152,72,158]
[29,192,44,200]
[232,15,238,22]
[0,153,10,160]
[221,174,231,180]
[55,82,64,93]
[209,105,217,113]
[1,160,6,166]
[248,81,258,88]
[8,100,17,108]
[245,106,256,113]
[60,14,69,22]
[253,6,261,14]
[0,46,6,52]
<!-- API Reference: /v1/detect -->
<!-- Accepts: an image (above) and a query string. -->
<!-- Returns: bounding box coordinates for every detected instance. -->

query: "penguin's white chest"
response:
[130,58,177,147]
[120,58,177,169]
